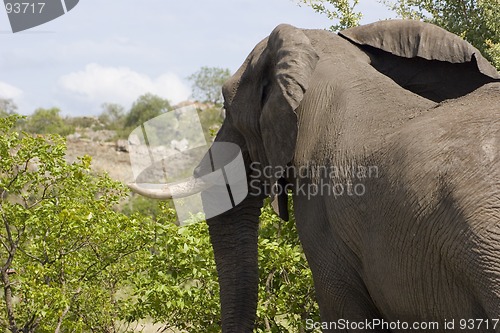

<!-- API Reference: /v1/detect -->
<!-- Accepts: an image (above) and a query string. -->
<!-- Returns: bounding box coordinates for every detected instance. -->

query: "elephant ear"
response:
[259,24,319,170]
[339,20,500,101]
[259,24,319,220]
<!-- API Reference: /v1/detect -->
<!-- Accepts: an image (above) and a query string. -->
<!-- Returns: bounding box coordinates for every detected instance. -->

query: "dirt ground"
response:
[65,138,134,183]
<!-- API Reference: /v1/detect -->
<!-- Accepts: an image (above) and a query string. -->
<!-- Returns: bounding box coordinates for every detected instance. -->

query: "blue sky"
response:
[0,0,395,116]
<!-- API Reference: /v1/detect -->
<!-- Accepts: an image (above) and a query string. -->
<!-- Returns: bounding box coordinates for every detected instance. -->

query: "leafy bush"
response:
[124,198,319,332]
[0,115,150,332]
[122,194,166,222]
[0,99,18,117]
[98,103,126,131]
[22,107,75,136]
[0,115,319,332]
[66,116,101,130]
[256,200,320,332]
[124,94,172,130]
[197,106,224,142]
[123,205,221,332]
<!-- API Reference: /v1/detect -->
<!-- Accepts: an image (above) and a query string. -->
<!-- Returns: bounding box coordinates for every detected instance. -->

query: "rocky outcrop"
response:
[65,132,133,183]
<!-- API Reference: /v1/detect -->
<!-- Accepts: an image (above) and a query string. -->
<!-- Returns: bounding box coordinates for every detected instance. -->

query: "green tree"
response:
[298,0,362,31]
[0,115,151,332]
[0,99,17,117]
[124,93,171,129]
[22,107,74,136]
[98,103,126,131]
[188,67,231,105]
[197,105,225,142]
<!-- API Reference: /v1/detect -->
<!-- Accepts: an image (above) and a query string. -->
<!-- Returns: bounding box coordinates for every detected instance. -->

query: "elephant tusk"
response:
[128,176,212,199]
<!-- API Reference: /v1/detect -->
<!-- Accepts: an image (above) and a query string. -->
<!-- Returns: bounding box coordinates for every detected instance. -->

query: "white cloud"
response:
[58,63,191,106]
[0,81,23,100]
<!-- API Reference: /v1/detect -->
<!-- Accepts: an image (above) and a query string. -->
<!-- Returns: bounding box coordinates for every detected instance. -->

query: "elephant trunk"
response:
[206,196,263,332]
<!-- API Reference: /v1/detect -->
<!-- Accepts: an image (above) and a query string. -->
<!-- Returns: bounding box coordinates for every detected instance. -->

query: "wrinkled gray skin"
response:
[199,20,500,332]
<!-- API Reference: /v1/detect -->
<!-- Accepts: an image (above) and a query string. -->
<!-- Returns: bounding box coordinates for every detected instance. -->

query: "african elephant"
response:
[130,20,500,332]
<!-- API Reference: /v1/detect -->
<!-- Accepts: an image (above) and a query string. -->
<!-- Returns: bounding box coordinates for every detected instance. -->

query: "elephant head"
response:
[197,25,320,332]
[129,20,499,332]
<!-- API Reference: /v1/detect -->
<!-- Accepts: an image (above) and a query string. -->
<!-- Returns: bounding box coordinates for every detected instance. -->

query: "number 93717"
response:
[5,2,45,14]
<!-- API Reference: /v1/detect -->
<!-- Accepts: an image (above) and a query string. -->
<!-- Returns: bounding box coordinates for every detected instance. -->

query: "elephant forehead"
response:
[222,38,269,104]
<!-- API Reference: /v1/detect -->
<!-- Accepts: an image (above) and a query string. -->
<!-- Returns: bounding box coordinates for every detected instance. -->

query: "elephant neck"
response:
[294,60,437,168]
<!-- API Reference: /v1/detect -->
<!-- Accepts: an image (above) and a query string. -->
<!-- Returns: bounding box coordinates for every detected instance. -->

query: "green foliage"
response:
[256,198,320,332]
[124,204,221,332]
[66,116,101,130]
[124,197,319,332]
[122,194,165,222]
[124,93,172,130]
[485,38,500,69]
[298,0,362,31]
[188,67,231,105]
[0,115,151,332]
[1,113,317,332]
[197,106,224,142]
[98,92,223,141]
[22,107,75,136]
[98,103,126,131]
[0,99,18,117]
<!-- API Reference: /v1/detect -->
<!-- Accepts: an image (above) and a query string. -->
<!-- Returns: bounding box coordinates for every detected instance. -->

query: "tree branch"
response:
[1,270,18,333]
[22,313,41,333]
[54,287,82,333]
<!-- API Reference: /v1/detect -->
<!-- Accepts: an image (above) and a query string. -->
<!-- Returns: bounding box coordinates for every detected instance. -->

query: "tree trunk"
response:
[1,269,18,333]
